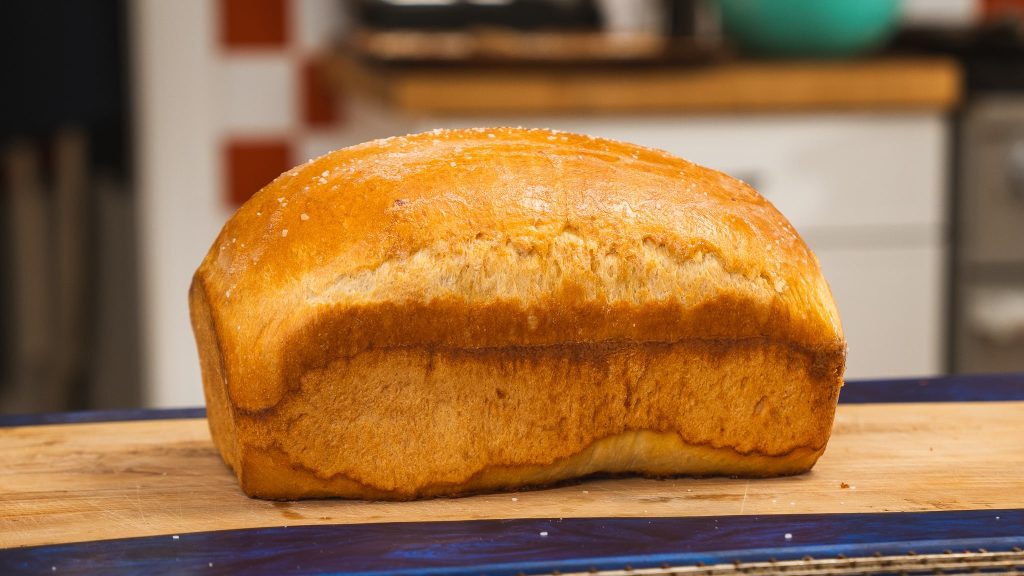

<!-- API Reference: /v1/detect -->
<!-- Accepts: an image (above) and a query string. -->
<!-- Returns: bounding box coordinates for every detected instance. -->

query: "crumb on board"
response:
[840,482,850,489]
[511,497,518,502]
[784,533,793,540]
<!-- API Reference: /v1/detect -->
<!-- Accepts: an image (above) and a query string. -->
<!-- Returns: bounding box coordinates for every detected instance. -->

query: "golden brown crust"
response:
[241,432,827,501]
[189,127,846,500]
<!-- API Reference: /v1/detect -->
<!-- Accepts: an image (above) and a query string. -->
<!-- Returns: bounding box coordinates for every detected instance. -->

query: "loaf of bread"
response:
[190,127,846,500]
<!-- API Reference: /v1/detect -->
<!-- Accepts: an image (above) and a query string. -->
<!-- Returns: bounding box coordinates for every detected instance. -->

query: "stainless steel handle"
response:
[1006,140,1024,202]
[968,287,1024,345]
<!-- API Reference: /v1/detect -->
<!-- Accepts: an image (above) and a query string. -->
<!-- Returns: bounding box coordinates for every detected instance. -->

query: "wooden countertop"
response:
[328,56,962,116]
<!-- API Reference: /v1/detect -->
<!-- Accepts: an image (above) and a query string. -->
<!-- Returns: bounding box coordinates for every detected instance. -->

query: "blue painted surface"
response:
[0,407,206,428]
[2,510,1021,575]
[1,373,1022,428]
[837,373,1024,404]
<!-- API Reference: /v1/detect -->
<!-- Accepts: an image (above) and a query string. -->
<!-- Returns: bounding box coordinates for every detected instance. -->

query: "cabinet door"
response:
[815,245,944,379]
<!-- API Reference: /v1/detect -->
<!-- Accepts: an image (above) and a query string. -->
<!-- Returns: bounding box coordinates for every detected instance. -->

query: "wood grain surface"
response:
[1,401,1021,549]
[329,57,962,115]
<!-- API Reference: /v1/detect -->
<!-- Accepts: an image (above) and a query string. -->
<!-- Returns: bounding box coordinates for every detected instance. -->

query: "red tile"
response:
[302,58,340,127]
[225,140,292,206]
[220,0,289,48]
[983,0,1024,20]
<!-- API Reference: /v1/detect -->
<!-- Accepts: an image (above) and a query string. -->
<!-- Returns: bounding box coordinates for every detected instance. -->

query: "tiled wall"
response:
[218,0,347,207]
[135,0,371,407]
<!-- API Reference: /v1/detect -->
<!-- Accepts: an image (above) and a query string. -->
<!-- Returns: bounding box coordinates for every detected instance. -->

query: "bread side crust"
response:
[189,275,239,472]
[240,430,826,501]
[224,338,841,500]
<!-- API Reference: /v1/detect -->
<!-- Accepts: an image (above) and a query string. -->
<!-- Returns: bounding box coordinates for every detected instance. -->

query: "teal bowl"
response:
[719,0,903,58]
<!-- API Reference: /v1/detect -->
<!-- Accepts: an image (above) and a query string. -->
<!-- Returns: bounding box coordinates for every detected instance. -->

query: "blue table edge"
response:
[2,510,1021,576]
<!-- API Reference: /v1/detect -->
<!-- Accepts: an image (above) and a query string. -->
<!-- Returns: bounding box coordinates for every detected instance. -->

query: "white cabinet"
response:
[816,244,944,379]
[418,113,948,379]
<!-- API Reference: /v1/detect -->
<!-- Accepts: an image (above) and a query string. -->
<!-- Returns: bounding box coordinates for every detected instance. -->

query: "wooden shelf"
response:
[327,56,962,116]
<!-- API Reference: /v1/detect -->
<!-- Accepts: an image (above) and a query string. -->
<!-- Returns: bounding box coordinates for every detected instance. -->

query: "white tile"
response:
[294,0,345,52]
[219,54,295,134]
[134,0,227,407]
[297,132,361,164]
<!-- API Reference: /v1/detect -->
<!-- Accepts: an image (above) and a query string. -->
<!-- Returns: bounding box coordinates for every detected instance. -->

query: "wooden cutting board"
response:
[2,399,1022,549]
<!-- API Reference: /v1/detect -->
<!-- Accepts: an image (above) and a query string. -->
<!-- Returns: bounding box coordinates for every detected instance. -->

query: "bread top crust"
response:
[191,127,845,412]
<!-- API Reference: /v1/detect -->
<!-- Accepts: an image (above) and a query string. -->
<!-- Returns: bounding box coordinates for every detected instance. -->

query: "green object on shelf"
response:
[720,0,902,58]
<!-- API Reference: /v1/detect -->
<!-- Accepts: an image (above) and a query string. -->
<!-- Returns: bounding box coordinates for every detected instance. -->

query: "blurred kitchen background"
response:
[2,0,1024,412]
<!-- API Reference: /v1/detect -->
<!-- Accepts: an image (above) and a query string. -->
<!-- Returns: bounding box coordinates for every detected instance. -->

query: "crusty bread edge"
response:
[190,273,241,475]
[238,429,827,501]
